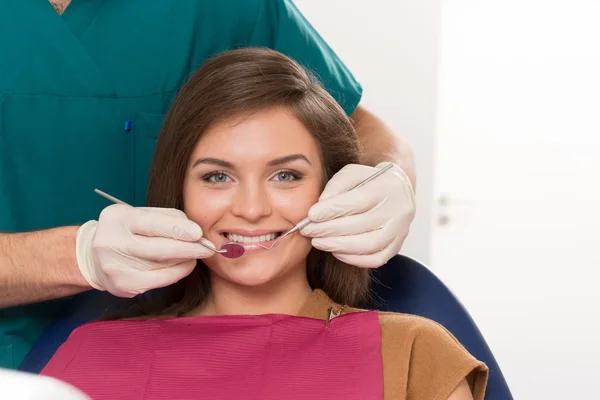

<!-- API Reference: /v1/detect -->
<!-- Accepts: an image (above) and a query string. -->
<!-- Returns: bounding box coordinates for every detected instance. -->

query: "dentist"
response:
[0,0,415,369]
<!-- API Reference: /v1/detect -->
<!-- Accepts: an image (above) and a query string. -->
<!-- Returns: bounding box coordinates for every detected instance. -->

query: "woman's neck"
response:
[190,268,313,317]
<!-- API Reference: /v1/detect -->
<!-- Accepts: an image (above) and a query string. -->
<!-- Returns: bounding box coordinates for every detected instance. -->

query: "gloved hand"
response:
[76,204,214,297]
[300,162,415,268]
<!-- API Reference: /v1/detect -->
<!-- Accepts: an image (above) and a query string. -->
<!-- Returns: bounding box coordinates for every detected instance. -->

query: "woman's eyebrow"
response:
[191,154,311,169]
[192,157,234,168]
[267,154,312,166]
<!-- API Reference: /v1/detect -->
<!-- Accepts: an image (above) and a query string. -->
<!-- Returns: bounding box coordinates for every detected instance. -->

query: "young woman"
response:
[41,48,488,400]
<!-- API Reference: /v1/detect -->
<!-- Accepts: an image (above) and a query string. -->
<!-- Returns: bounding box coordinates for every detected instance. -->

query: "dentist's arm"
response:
[350,105,416,189]
[0,226,89,308]
[0,206,213,308]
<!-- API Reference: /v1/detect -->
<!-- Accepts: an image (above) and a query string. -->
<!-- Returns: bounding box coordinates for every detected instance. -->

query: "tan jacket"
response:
[298,290,489,400]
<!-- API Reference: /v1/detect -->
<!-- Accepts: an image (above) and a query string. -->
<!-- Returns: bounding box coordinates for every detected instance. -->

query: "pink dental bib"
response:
[41,311,384,399]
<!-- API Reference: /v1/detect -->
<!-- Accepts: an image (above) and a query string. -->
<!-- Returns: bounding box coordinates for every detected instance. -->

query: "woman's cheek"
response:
[270,188,318,222]
[185,188,234,225]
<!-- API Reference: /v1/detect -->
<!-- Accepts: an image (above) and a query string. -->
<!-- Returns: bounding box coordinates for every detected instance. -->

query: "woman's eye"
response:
[272,170,300,182]
[204,172,231,183]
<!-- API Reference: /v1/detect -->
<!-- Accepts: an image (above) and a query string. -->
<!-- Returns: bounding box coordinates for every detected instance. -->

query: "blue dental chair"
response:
[19,254,513,399]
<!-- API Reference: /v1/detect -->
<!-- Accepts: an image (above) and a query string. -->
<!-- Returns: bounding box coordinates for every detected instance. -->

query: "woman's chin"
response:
[204,242,311,289]
[211,264,283,288]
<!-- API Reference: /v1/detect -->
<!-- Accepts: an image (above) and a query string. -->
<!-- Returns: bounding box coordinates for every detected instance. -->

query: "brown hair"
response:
[111,48,371,318]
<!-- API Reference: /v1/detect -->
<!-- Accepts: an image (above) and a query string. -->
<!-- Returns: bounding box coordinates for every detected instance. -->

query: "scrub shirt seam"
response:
[72,0,109,43]
[248,0,268,44]
[0,89,179,100]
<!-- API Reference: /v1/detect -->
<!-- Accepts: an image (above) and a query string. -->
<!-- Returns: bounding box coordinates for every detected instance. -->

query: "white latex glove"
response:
[76,204,215,298]
[300,162,415,268]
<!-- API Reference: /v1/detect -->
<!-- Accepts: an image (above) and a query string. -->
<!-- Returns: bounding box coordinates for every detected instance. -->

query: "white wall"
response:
[431,1,600,399]
[293,0,442,264]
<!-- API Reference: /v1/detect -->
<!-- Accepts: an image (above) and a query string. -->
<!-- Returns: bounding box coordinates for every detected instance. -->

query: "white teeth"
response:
[225,233,278,243]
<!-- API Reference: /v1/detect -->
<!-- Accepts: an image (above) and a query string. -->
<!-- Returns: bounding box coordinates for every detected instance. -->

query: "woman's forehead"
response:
[192,107,321,162]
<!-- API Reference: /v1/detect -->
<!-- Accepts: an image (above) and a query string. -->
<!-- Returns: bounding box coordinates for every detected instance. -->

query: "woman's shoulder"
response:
[376,310,463,343]
[374,311,489,400]
[333,303,489,400]
[343,306,467,348]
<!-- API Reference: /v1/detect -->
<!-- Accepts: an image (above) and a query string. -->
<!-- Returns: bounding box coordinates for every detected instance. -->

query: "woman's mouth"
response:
[221,232,283,248]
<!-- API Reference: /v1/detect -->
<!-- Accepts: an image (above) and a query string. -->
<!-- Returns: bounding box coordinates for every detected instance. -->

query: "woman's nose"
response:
[230,183,272,222]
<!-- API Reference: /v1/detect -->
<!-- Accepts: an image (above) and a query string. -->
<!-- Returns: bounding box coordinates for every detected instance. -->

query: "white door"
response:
[430,1,600,399]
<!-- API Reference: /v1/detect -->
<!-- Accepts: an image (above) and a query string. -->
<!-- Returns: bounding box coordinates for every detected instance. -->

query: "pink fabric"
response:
[41,311,383,400]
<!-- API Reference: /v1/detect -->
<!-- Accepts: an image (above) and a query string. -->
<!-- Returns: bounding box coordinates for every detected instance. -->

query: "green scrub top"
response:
[0,0,362,369]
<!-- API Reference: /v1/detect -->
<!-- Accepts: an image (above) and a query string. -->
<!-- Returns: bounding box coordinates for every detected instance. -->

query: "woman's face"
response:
[183,106,323,288]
